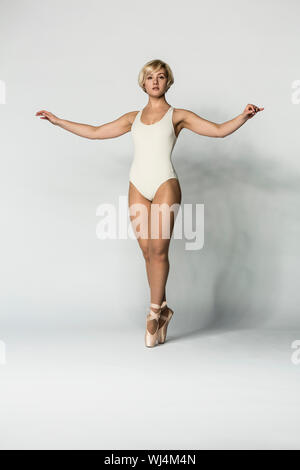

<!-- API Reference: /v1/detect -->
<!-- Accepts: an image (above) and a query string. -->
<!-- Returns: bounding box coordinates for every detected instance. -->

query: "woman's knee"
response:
[149,245,169,262]
[141,246,150,262]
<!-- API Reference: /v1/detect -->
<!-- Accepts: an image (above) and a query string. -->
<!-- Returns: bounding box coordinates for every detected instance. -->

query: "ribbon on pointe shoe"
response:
[147,302,161,320]
[159,301,169,322]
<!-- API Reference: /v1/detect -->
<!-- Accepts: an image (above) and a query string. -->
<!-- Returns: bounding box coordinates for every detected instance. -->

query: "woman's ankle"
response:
[151,307,161,314]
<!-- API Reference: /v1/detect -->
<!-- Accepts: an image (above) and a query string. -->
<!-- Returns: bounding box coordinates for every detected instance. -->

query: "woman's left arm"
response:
[180,103,264,138]
[218,103,264,137]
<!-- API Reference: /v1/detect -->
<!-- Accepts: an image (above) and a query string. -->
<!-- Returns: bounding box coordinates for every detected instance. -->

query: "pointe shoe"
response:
[145,303,161,348]
[157,300,174,344]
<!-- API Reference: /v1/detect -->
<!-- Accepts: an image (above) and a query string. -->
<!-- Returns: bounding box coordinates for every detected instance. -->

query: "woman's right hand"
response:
[35,110,60,125]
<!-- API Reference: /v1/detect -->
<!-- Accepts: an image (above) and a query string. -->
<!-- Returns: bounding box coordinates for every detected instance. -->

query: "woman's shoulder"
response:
[173,107,190,115]
[172,107,190,124]
[125,110,140,125]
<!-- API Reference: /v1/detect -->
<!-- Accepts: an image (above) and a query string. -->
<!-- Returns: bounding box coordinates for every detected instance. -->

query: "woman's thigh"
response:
[149,178,182,253]
[128,181,152,255]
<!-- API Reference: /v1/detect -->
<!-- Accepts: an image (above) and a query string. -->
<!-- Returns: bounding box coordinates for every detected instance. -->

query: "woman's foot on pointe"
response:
[145,303,161,347]
[157,300,174,344]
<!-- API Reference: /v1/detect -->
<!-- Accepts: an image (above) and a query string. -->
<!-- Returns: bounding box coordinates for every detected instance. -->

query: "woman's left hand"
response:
[242,103,264,120]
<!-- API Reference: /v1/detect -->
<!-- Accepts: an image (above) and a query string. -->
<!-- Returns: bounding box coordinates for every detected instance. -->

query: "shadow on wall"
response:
[173,139,300,330]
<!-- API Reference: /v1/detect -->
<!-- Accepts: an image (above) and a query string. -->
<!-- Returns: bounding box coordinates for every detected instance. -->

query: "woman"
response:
[36,59,264,348]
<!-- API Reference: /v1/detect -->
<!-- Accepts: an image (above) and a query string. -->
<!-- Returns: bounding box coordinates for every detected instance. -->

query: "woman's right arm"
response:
[35,110,137,139]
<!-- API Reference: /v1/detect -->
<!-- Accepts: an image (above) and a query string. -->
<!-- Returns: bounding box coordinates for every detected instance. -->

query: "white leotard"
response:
[129,106,178,201]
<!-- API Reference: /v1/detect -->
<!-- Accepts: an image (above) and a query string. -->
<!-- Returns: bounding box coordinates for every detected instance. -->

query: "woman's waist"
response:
[131,151,174,162]
[129,160,177,174]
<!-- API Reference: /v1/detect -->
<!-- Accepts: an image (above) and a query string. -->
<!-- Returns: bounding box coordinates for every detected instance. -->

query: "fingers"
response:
[35,110,51,117]
[35,110,53,122]
[247,103,264,117]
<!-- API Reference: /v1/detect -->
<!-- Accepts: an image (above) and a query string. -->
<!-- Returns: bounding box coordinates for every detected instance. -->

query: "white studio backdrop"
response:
[1,0,300,330]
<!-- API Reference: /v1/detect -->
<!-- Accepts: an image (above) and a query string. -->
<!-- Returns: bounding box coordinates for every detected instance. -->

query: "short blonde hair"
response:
[138,59,174,94]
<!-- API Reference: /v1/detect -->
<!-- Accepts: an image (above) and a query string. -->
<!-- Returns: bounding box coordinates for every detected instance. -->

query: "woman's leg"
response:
[128,181,169,305]
[128,182,157,336]
[148,178,182,314]
[128,181,151,265]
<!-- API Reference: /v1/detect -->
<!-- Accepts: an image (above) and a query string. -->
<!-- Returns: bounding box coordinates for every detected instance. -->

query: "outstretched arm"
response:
[218,103,264,137]
[180,103,264,138]
[35,109,137,140]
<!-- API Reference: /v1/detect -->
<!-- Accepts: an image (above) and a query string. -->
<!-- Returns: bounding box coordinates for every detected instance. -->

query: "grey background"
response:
[1,0,300,330]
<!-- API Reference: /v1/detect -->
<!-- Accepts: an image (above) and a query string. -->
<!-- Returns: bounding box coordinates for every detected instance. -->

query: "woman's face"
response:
[144,68,168,96]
